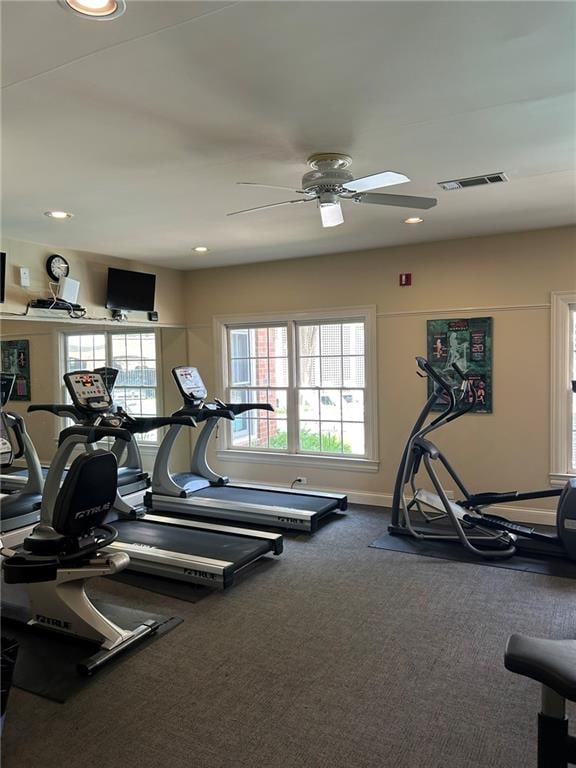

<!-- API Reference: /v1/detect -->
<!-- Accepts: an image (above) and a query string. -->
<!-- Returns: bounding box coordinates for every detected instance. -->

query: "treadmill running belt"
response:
[189,485,338,513]
[112,519,271,568]
[5,466,143,484]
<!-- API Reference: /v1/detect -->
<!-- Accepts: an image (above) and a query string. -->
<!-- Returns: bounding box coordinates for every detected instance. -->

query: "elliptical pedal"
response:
[463,513,553,543]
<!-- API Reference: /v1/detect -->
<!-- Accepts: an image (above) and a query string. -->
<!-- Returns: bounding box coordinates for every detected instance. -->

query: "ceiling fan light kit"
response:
[229,153,438,228]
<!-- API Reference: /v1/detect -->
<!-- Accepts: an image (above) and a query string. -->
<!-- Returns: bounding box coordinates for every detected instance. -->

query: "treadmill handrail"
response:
[172,405,235,423]
[59,425,132,446]
[28,403,82,420]
[215,400,274,415]
[123,415,198,433]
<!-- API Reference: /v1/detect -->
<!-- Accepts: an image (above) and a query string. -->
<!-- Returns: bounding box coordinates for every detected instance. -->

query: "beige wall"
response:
[1,238,187,326]
[0,237,190,469]
[185,226,576,518]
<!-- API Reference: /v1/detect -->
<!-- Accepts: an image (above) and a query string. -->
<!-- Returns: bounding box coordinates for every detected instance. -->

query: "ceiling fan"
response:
[228,153,437,228]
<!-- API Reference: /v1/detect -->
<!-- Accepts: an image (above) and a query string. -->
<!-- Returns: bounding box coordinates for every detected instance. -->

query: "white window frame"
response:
[214,307,379,472]
[59,329,163,450]
[550,291,576,484]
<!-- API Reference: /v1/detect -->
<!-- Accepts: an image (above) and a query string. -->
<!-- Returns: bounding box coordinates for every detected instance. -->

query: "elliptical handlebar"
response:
[416,356,455,400]
[451,361,468,380]
[444,362,477,423]
[415,357,456,426]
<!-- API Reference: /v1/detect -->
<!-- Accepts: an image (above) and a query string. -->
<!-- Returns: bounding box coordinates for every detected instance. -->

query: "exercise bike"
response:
[389,356,576,561]
[1,422,160,675]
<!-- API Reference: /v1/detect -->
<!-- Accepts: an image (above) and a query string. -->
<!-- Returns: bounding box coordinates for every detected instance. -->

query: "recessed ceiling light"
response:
[44,210,74,220]
[193,246,209,253]
[404,217,423,224]
[58,0,126,20]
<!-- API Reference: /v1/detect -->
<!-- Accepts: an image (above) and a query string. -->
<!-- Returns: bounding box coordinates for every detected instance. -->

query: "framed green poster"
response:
[426,317,492,413]
[1,339,31,401]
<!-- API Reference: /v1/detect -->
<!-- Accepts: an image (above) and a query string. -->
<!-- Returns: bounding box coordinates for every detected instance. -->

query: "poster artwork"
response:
[426,317,493,413]
[1,339,31,401]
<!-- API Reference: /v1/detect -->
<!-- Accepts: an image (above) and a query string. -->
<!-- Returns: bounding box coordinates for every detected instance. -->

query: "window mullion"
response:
[287,321,298,454]
[106,332,113,370]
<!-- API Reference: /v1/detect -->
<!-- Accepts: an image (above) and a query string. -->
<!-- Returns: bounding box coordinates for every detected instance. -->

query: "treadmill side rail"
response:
[103,541,235,589]
[146,493,323,533]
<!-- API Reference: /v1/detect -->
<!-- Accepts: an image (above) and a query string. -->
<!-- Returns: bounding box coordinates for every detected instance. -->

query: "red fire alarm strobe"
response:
[399,273,412,286]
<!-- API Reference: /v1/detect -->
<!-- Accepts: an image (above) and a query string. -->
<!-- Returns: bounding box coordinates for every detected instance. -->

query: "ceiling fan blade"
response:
[354,192,437,210]
[342,171,410,193]
[237,182,306,194]
[227,199,312,217]
[319,201,344,228]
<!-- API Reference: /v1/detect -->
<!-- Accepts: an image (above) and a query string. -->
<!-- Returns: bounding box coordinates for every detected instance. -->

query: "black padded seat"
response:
[505,635,576,701]
[52,450,118,536]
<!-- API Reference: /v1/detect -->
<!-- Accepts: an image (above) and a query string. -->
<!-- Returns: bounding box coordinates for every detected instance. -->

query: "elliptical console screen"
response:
[64,371,112,411]
[172,366,207,401]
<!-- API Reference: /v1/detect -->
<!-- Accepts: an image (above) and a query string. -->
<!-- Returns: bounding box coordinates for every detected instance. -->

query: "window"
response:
[220,309,376,464]
[63,331,160,443]
[298,322,365,455]
[550,292,576,482]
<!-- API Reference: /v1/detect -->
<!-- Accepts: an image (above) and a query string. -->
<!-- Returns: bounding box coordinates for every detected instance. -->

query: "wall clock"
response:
[46,254,70,281]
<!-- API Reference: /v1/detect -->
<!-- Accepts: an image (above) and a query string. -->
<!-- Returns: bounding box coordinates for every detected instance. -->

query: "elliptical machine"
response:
[0,373,44,536]
[1,422,159,675]
[389,357,576,561]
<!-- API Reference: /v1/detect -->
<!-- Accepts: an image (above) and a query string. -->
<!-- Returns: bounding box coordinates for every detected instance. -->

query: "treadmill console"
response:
[0,374,16,408]
[172,366,208,404]
[64,371,112,413]
[94,366,119,394]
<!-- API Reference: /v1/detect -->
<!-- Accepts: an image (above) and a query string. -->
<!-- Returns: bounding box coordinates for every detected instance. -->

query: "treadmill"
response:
[0,374,43,537]
[1,367,149,498]
[62,370,283,589]
[144,366,347,532]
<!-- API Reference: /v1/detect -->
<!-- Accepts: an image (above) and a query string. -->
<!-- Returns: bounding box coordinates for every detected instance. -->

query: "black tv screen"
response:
[106,267,156,311]
[0,252,5,303]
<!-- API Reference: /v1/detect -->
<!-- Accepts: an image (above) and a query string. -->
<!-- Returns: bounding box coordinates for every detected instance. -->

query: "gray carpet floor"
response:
[2,505,575,768]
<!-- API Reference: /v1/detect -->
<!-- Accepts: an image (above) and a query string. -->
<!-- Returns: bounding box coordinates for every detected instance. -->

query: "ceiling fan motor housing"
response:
[301,168,355,195]
[302,153,355,195]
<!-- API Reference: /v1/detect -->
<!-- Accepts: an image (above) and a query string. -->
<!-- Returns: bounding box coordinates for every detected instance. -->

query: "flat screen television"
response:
[105,267,156,312]
[0,252,5,304]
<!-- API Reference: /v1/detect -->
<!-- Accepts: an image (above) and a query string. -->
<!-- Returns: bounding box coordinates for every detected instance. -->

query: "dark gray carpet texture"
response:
[2,505,575,768]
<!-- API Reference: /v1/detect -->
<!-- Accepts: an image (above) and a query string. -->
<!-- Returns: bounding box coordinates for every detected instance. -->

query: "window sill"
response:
[550,472,576,487]
[216,449,379,472]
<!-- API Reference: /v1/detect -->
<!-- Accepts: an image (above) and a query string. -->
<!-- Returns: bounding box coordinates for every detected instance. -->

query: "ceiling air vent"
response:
[437,172,508,191]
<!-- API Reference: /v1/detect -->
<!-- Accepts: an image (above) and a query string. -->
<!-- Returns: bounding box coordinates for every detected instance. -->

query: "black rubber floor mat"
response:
[1,601,183,702]
[110,571,212,602]
[370,533,576,579]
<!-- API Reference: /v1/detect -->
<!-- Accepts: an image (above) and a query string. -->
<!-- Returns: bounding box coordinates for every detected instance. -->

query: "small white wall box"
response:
[57,276,80,304]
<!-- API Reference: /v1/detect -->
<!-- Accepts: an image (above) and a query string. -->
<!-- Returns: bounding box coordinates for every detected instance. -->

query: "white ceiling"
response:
[2,1,575,269]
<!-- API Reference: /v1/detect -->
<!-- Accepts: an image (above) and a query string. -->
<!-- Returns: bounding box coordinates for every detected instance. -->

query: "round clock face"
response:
[46,254,70,280]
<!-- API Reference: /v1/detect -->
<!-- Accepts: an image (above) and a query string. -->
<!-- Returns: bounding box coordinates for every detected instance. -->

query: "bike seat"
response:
[505,635,576,701]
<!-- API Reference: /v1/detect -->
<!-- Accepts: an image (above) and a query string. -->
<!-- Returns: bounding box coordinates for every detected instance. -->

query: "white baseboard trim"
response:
[229,478,558,526]
[347,491,556,525]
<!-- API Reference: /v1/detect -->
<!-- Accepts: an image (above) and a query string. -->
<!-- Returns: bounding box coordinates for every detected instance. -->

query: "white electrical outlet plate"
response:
[19,267,30,287]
